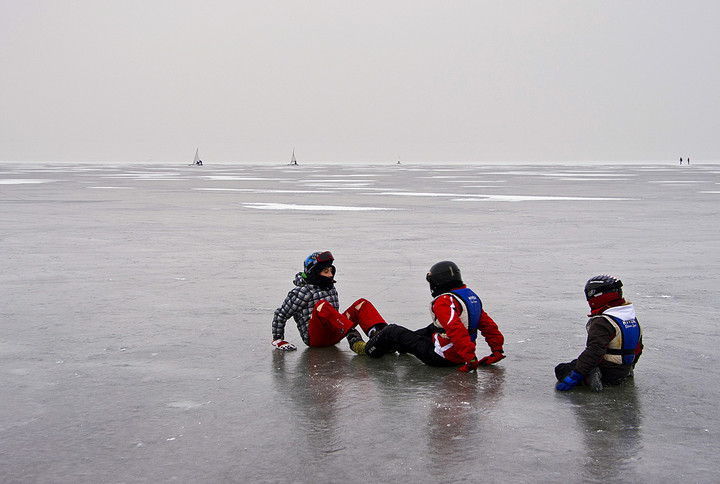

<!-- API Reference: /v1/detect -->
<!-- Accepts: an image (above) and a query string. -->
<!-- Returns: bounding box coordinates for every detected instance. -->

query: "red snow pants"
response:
[307,298,386,347]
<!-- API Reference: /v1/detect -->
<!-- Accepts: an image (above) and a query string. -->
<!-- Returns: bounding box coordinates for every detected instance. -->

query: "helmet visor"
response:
[316,251,334,263]
[304,251,335,275]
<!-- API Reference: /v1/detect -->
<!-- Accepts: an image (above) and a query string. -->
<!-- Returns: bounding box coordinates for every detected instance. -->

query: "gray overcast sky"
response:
[1,1,718,163]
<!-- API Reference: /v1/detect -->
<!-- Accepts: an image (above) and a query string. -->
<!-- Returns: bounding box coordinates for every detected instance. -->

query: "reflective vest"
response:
[432,287,483,342]
[591,303,642,365]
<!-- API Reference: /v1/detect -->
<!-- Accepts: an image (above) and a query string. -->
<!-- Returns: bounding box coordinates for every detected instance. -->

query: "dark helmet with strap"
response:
[426,261,463,297]
[584,274,623,300]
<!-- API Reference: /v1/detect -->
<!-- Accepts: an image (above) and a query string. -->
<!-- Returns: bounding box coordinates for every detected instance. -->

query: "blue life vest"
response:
[448,288,483,342]
[603,307,642,365]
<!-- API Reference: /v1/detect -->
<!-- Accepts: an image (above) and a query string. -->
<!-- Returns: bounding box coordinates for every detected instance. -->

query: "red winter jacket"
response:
[431,288,504,364]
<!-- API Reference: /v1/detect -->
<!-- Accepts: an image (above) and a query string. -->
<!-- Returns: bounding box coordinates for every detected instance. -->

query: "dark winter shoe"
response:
[367,323,388,338]
[364,339,380,358]
[346,329,366,355]
[588,367,603,392]
[365,327,389,359]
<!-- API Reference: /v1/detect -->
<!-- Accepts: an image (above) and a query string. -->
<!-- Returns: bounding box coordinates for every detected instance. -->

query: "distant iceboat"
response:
[190,148,203,166]
[289,149,298,166]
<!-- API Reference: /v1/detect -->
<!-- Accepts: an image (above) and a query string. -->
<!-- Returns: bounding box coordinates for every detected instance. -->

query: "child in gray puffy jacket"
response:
[271,251,387,350]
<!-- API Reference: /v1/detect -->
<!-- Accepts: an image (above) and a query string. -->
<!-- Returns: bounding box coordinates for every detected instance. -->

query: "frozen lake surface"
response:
[1,161,719,483]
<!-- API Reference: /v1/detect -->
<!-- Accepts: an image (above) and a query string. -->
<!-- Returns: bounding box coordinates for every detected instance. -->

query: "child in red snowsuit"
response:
[358,261,505,371]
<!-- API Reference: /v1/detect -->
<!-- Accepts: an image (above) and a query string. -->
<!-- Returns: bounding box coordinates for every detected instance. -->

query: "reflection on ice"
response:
[565,383,643,482]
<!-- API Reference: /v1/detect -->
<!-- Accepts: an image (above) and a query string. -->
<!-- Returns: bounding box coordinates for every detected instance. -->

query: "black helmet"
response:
[427,261,463,296]
[584,274,623,300]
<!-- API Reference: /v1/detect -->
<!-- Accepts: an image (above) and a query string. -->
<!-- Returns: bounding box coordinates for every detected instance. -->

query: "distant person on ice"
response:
[348,261,505,372]
[271,251,388,350]
[555,275,643,392]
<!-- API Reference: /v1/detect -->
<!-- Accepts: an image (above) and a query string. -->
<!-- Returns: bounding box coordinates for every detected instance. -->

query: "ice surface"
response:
[1,161,719,483]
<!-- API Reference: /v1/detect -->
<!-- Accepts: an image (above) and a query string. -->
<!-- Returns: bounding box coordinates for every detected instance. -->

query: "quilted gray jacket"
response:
[272,272,340,345]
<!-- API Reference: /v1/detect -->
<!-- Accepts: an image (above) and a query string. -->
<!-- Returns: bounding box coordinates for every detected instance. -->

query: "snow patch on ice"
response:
[461,185,506,188]
[440,179,507,183]
[0,179,57,184]
[244,202,399,211]
[302,178,377,183]
[485,171,633,178]
[102,173,182,179]
[378,191,633,201]
[194,188,332,194]
[554,178,631,182]
[202,176,276,181]
[380,191,466,197]
[455,195,634,202]
[87,186,134,189]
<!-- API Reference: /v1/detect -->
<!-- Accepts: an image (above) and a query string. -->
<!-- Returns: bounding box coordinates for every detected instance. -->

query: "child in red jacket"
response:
[352,261,505,371]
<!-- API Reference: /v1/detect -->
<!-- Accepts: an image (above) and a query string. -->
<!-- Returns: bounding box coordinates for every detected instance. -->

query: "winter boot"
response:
[365,324,394,359]
[588,367,603,392]
[346,329,366,355]
[367,322,388,338]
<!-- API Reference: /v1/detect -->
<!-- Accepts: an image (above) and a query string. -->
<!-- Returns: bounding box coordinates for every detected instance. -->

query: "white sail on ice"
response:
[192,148,203,166]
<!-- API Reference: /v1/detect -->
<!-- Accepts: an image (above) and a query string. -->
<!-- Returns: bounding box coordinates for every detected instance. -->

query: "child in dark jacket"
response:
[555,274,643,392]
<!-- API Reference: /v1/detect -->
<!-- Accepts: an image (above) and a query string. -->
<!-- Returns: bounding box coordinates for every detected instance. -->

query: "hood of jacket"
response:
[293,272,307,287]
